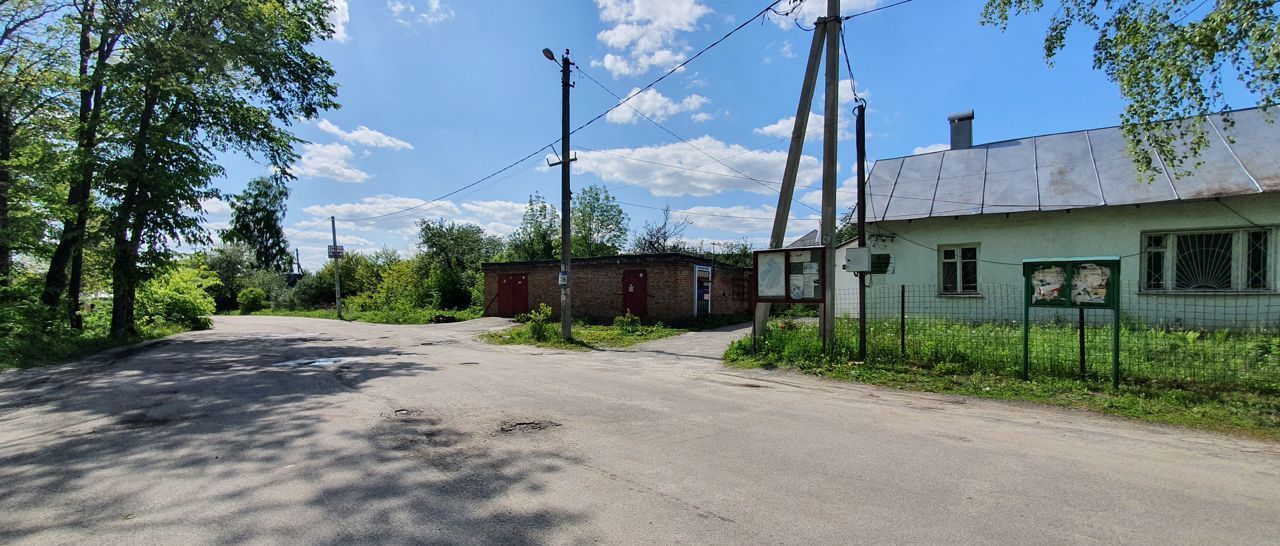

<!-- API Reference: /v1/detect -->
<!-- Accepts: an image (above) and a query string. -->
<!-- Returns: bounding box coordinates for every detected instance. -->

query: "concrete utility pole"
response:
[753,22,827,341]
[856,102,868,361]
[820,0,841,349]
[330,216,343,320]
[544,48,576,341]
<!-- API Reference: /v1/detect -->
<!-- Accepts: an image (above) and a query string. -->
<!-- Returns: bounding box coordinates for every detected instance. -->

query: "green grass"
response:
[484,320,687,351]
[725,320,1280,442]
[251,306,482,325]
[1,313,188,371]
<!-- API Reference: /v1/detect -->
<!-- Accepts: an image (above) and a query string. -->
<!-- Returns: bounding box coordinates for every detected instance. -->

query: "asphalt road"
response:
[1,316,1278,545]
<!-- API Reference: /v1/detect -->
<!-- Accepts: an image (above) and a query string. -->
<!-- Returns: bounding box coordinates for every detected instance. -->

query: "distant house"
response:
[834,108,1280,328]
[482,253,751,322]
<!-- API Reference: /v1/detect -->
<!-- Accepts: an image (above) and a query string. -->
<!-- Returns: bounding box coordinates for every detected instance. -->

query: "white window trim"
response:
[938,244,980,295]
[1139,226,1275,294]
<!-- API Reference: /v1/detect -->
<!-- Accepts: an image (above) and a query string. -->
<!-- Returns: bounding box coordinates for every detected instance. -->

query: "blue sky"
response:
[201,0,1219,268]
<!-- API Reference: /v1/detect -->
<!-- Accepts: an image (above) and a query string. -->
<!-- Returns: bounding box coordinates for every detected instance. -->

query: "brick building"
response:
[482,253,752,322]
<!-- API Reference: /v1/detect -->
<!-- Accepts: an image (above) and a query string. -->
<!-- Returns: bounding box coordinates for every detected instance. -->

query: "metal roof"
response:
[865,107,1279,222]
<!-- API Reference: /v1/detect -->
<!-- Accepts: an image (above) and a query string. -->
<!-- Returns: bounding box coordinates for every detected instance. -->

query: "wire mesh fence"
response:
[823,284,1280,390]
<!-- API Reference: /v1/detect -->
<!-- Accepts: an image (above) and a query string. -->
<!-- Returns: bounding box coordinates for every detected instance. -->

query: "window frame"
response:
[937,243,980,296]
[1139,226,1275,294]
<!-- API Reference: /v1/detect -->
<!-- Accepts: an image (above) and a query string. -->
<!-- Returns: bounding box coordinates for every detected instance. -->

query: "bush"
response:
[613,311,643,335]
[527,303,553,341]
[136,266,219,330]
[237,287,267,315]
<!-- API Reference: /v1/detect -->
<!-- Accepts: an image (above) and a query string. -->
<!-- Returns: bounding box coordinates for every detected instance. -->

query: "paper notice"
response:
[1031,266,1066,303]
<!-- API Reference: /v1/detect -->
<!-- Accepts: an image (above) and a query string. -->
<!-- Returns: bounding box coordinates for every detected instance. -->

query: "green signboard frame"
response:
[1021,257,1122,389]
[753,246,826,305]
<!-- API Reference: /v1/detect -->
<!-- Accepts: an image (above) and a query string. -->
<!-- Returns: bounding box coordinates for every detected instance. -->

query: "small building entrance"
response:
[497,273,529,317]
[695,266,712,317]
[622,269,647,317]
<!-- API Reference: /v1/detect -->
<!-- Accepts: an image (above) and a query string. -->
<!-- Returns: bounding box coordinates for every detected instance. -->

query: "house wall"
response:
[834,193,1280,328]
[483,259,751,322]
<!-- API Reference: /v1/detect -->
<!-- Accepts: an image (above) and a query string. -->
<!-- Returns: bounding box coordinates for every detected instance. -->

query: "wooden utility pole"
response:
[820,0,842,349]
[856,102,868,360]
[545,48,576,341]
[331,216,343,320]
[753,19,827,341]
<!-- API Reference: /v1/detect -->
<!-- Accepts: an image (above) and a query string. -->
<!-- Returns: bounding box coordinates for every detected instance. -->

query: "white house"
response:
[834,108,1280,329]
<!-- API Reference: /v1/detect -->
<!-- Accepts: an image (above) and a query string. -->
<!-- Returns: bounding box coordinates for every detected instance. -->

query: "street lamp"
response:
[544,48,575,341]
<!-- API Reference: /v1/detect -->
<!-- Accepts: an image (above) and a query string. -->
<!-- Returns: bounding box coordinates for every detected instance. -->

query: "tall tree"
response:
[40,0,132,328]
[101,0,338,339]
[504,192,559,261]
[570,183,628,258]
[417,219,501,309]
[0,1,71,288]
[982,0,1280,175]
[222,175,290,272]
[631,205,692,254]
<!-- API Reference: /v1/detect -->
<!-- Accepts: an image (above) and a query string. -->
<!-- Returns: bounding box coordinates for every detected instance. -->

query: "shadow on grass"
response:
[0,329,585,543]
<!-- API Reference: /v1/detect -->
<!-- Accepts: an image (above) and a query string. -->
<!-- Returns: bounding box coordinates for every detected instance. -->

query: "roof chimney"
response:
[948,110,974,150]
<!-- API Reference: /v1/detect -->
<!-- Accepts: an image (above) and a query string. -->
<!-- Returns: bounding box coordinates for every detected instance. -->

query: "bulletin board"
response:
[753,246,825,304]
[1023,257,1121,309]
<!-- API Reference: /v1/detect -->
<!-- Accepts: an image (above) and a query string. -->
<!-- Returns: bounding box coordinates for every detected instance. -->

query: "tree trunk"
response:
[41,2,108,326]
[0,101,12,289]
[109,86,158,340]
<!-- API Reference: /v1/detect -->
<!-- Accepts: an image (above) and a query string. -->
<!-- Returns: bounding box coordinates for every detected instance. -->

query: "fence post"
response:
[1022,297,1030,381]
[899,284,906,357]
[1078,307,1086,380]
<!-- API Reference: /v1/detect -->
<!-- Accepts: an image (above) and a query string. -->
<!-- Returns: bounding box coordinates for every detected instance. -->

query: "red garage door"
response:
[622,269,647,318]
[498,273,529,317]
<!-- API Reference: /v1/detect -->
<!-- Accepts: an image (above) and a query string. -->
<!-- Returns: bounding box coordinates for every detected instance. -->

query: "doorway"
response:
[622,269,647,318]
[695,266,712,317]
[498,273,529,317]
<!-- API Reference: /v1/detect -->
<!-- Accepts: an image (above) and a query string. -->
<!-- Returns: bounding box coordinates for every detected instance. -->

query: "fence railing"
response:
[825,283,1280,390]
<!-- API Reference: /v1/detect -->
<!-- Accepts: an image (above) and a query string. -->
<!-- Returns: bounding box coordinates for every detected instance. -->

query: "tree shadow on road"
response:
[0,331,586,544]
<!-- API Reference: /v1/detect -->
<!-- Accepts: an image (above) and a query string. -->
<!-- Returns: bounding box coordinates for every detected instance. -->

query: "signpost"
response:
[327,245,344,259]
[1022,257,1122,389]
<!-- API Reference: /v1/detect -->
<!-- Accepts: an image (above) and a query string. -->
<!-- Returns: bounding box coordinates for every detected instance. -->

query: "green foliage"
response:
[237,287,266,315]
[503,193,559,261]
[526,303,553,341]
[417,219,501,309]
[222,176,291,271]
[205,242,253,311]
[612,311,643,335]
[571,184,628,257]
[981,0,1280,177]
[135,266,219,330]
[486,314,687,351]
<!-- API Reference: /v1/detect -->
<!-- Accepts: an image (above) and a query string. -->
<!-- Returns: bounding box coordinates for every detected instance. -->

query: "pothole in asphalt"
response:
[393,408,420,417]
[498,420,561,434]
[273,357,363,367]
[735,383,770,389]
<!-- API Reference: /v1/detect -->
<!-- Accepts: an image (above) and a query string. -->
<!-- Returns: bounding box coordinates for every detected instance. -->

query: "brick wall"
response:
[483,255,752,322]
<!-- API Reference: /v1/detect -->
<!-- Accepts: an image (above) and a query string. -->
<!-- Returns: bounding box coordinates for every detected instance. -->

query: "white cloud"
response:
[291,230,375,246]
[328,0,350,42]
[316,119,414,150]
[200,197,232,216]
[303,195,458,230]
[674,205,819,234]
[387,0,454,25]
[691,112,713,123]
[913,143,949,154]
[605,87,708,124]
[296,196,529,247]
[775,0,884,29]
[754,112,851,142]
[572,136,822,197]
[294,143,370,183]
[459,200,528,236]
[780,40,796,59]
[591,0,712,77]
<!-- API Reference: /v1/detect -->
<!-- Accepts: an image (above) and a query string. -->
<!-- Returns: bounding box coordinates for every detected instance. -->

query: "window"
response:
[939,244,979,294]
[1142,228,1273,292]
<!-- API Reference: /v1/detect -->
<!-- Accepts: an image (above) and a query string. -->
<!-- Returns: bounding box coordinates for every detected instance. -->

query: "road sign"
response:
[327,245,344,259]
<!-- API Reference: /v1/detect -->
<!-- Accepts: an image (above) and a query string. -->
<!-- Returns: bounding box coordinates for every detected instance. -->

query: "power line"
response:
[841,0,917,20]
[322,0,792,226]
[617,199,820,222]
[577,65,825,216]
[284,216,331,240]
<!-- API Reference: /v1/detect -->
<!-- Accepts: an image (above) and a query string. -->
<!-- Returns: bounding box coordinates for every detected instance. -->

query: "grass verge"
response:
[1,321,187,372]
[251,307,482,325]
[725,322,1280,442]
[484,321,686,350]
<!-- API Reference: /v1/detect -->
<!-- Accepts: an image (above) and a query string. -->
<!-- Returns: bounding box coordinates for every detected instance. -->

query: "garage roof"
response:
[866,107,1280,222]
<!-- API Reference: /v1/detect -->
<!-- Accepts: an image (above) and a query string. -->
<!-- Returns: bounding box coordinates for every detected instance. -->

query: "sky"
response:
[200,0,1231,270]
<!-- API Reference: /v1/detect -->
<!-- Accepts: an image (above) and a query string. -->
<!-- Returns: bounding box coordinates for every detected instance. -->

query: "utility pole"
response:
[295,248,303,275]
[754,21,827,342]
[330,215,343,320]
[545,48,576,341]
[856,102,868,361]
[820,0,841,349]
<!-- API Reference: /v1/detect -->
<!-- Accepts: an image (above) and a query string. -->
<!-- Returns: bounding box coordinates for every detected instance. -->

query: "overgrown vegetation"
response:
[726,320,1280,440]
[485,311,751,351]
